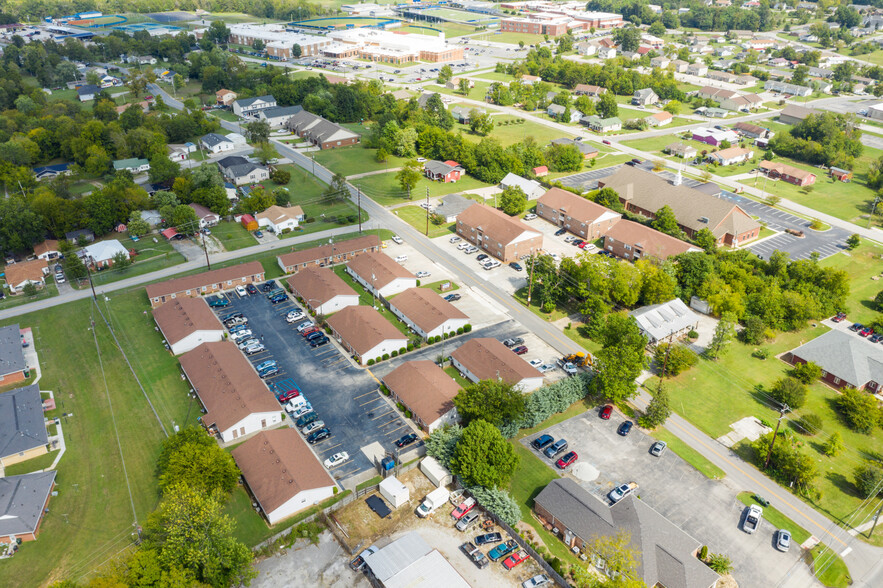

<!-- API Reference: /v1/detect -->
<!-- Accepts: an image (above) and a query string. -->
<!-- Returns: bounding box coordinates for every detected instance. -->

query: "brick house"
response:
[455,203,543,263]
[759,161,816,186]
[536,188,621,241]
[276,235,380,274]
[145,262,265,308]
[602,220,701,261]
[382,361,461,432]
[424,160,463,183]
[783,330,883,392]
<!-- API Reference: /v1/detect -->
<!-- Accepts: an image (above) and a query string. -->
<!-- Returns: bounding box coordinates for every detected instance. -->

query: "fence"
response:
[486,511,570,588]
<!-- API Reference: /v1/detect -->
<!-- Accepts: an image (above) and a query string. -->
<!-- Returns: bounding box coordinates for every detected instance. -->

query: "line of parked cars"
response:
[847,318,883,343]
[220,310,266,355]
[531,434,578,470]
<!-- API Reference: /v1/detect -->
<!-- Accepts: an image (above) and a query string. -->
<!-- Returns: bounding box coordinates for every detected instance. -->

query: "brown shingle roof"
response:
[231,429,334,515]
[189,203,217,220]
[733,122,765,135]
[759,160,816,181]
[538,188,622,225]
[389,288,467,333]
[456,203,542,247]
[326,306,407,356]
[451,338,542,384]
[33,240,59,257]
[346,251,415,290]
[152,298,224,346]
[179,342,279,432]
[277,235,380,270]
[604,220,700,259]
[286,267,357,307]
[4,259,47,288]
[256,205,304,224]
[145,262,265,300]
[382,361,461,426]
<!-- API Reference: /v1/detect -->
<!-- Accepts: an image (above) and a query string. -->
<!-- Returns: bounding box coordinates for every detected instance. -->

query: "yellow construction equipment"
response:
[562,352,593,367]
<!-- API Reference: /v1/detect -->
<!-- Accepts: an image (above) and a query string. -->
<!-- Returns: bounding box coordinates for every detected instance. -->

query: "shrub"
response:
[795,413,823,435]
[688,329,698,339]
[823,431,843,456]
[367,359,375,366]
[404,410,412,418]
[752,348,770,360]
[456,327,464,335]
[699,545,708,561]
[770,377,807,409]
[836,387,881,433]
[391,350,398,357]
[789,361,822,384]
[407,343,414,351]
[443,332,449,340]
[399,347,406,354]
[382,353,389,361]
[854,461,883,498]
[653,343,698,377]
[464,324,472,332]
[416,279,421,287]
[396,402,405,411]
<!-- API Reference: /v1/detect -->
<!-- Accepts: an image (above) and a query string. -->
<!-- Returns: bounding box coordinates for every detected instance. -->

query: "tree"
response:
[453,380,526,427]
[742,315,768,344]
[62,252,88,281]
[127,213,150,238]
[846,234,860,249]
[791,64,809,86]
[663,100,681,115]
[292,43,302,58]
[323,173,349,204]
[22,282,38,297]
[613,26,642,52]
[789,361,821,384]
[500,186,527,216]
[594,187,622,211]
[835,387,881,433]
[639,386,672,429]
[156,427,239,496]
[244,120,271,144]
[270,168,290,184]
[653,343,698,377]
[597,91,619,119]
[469,110,494,136]
[111,251,133,271]
[467,486,521,526]
[450,419,519,488]
[207,19,231,43]
[593,314,647,403]
[143,484,255,587]
[707,553,734,575]
[424,424,463,469]
[458,78,471,96]
[0,196,44,253]
[823,431,844,457]
[148,156,180,185]
[648,20,666,36]
[704,313,735,360]
[437,64,453,84]
[171,204,199,232]
[573,531,645,588]
[375,148,389,163]
[252,39,266,51]
[854,461,883,498]
[694,228,717,253]
[770,377,808,409]
[651,205,684,239]
[396,160,423,196]
[253,142,279,165]
[172,74,185,94]
[876,289,883,311]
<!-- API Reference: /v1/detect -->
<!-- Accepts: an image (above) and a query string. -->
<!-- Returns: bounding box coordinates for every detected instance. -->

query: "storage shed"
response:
[420,456,452,488]
[240,213,258,231]
[379,476,409,509]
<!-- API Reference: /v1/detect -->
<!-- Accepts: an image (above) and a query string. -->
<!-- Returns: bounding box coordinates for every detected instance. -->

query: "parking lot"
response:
[211,287,419,484]
[523,411,817,588]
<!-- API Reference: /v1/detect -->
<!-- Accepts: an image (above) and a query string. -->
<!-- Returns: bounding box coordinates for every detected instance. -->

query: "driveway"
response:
[215,290,416,486]
[523,411,820,588]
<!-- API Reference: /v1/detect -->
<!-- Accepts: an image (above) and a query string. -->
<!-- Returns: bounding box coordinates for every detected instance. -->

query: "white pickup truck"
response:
[743,505,763,534]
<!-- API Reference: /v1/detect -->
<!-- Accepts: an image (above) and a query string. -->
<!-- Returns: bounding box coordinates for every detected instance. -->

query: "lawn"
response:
[274,163,367,233]
[394,205,455,238]
[851,49,883,67]
[76,236,187,288]
[424,82,493,101]
[474,31,545,45]
[211,220,255,251]
[622,133,705,155]
[653,428,726,480]
[453,117,564,147]
[819,242,883,324]
[444,366,473,388]
[356,171,493,207]
[0,282,58,311]
[310,145,411,177]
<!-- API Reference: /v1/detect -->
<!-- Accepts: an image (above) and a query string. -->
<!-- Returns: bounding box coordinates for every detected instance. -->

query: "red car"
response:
[301,326,321,337]
[860,327,873,337]
[556,451,578,469]
[512,345,528,355]
[831,312,846,323]
[502,549,529,570]
[275,389,299,403]
[600,405,613,419]
[451,497,476,520]
[602,139,611,145]
[578,241,590,249]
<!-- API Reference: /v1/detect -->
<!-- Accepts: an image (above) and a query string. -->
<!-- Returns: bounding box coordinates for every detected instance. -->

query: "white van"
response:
[417,486,450,518]
[395,255,408,263]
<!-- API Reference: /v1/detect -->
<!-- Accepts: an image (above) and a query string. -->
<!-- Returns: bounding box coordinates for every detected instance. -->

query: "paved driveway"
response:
[523,411,819,588]
[216,290,414,485]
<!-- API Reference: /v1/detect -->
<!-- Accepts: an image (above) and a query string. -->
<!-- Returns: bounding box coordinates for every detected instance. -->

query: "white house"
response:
[255,105,303,128]
[189,203,221,228]
[706,146,753,166]
[112,158,150,173]
[450,337,544,393]
[256,205,305,233]
[326,306,409,365]
[630,298,699,344]
[152,298,225,355]
[546,104,582,123]
[232,429,337,524]
[286,267,360,317]
[388,288,469,341]
[79,240,130,268]
[232,95,278,117]
[200,133,234,154]
[345,252,417,298]
[499,172,546,200]
[599,46,617,59]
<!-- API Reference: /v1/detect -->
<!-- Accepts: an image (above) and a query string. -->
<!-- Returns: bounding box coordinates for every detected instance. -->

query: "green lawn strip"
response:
[811,544,852,588]
[0,282,58,311]
[88,252,188,287]
[818,242,883,324]
[311,144,410,176]
[356,172,493,207]
[420,279,460,293]
[394,205,454,238]
[622,134,708,155]
[653,428,726,480]
[212,220,256,251]
[332,265,382,306]
[560,323,602,357]
[757,226,777,240]
[513,286,569,322]
[356,475,383,490]
[424,82,493,101]
[444,366,473,388]
[3,451,58,476]
[453,118,563,148]
[589,153,636,170]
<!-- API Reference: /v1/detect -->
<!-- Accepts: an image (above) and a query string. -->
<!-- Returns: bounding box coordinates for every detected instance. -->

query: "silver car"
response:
[455,511,481,532]
[776,529,791,552]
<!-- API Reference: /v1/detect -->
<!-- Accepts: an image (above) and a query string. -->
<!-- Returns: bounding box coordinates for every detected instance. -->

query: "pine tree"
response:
[640,386,672,429]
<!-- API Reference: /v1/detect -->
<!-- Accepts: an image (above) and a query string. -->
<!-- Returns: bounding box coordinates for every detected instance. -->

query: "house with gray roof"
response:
[630,298,700,344]
[784,330,883,393]
[217,155,269,186]
[286,110,360,150]
[632,88,659,106]
[77,84,100,102]
[0,324,27,385]
[581,115,622,133]
[232,94,277,117]
[255,105,303,128]
[547,103,582,123]
[200,132,235,154]
[433,193,474,222]
[534,478,719,588]
[0,471,57,542]
[499,173,546,200]
[0,384,49,466]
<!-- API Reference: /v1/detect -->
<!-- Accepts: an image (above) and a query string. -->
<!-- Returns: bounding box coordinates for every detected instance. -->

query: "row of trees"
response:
[769,111,863,170]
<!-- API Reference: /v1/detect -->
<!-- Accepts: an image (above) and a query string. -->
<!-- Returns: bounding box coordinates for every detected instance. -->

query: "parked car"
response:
[391,235,403,244]
[539,363,555,373]
[271,294,288,304]
[55,272,65,284]
[395,433,419,448]
[600,405,613,419]
[302,420,326,435]
[849,322,863,332]
[502,550,529,570]
[743,504,763,534]
[557,360,578,375]
[523,213,537,221]
[307,427,331,444]
[460,541,489,569]
[531,434,554,450]
[544,439,568,458]
[452,497,476,520]
[276,388,300,403]
[255,360,277,372]
[258,367,278,378]
[488,540,518,561]
[450,236,462,243]
[502,337,524,348]
[457,242,470,250]
[296,321,314,333]
[512,345,528,355]
[860,326,873,337]
[444,293,461,302]
[464,246,478,254]
[554,228,567,236]
[306,331,325,342]
[871,333,883,343]
[310,335,330,347]
[286,311,304,323]
[483,259,501,270]
[523,574,552,588]
[650,441,667,457]
[776,529,791,552]
[416,271,431,278]
[831,312,846,323]
[556,451,578,469]
[254,230,264,238]
[207,295,229,308]
[455,511,481,531]
[296,412,319,428]
[289,405,313,419]
[475,532,502,545]
[618,421,633,436]
[246,283,258,295]
[261,280,277,292]
[608,482,638,504]
[509,262,523,271]
[237,338,259,350]
[235,285,248,297]
[244,344,265,355]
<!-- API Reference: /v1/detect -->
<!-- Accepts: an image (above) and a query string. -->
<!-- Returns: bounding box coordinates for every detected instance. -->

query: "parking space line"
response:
[354,389,378,400]
[360,397,384,408]
[371,409,394,421]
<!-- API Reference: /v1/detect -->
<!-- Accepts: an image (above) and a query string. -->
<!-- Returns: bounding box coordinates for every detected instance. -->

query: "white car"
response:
[231,330,253,342]
[296,321,314,333]
[529,358,543,367]
[483,260,501,270]
[456,242,470,250]
[539,363,555,373]
[235,285,248,297]
[391,235,403,244]
[464,245,478,254]
[288,404,313,418]
[302,420,326,435]
[237,338,259,350]
[522,575,551,588]
[324,451,350,469]
[450,236,462,243]
[416,271,431,278]
[286,311,304,323]
[524,213,537,221]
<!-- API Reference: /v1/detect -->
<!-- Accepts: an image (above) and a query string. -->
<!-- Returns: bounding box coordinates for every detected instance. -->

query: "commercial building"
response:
[382,361,461,432]
[326,28,464,63]
[0,471,57,543]
[784,330,883,392]
[0,384,48,467]
[152,298,225,355]
[388,287,468,340]
[326,306,409,365]
[287,267,359,316]
[276,235,381,274]
[231,428,336,524]
[286,110,361,150]
[456,203,543,263]
[691,127,740,147]
[536,187,621,241]
[630,298,700,344]
[346,251,417,298]
[602,220,701,261]
[145,261,265,308]
[364,532,470,588]
[179,342,282,443]
[450,337,544,392]
[197,23,331,59]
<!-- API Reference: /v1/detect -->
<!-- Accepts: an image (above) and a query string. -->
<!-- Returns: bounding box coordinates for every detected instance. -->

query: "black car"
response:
[554,228,567,236]
[395,433,419,448]
[509,262,523,271]
[849,322,863,332]
[261,280,277,292]
[306,330,325,342]
[618,421,633,436]
[474,532,503,545]
[307,427,331,444]
[477,254,489,262]
[310,335,329,347]
[271,295,288,304]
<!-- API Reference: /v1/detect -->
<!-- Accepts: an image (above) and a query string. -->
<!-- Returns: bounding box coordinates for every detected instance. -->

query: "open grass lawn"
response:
[395,205,455,238]
[453,117,564,147]
[819,243,883,324]
[621,133,701,155]
[653,428,726,480]
[424,81,493,101]
[589,152,637,170]
[332,265,383,307]
[475,31,544,45]
[84,236,187,288]
[311,145,410,177]
[0,282,58,311]
[212,220,255,251]
[444,366,473,388]
[211,109,240,122]
[0,290,195,587]
[851,49,883,67]
[357,171,492,207]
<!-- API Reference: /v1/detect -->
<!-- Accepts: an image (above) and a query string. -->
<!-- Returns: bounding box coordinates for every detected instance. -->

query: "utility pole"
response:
[868,498,883,538]
[357,185,362,233]
[85,260,97,300]
[425,187,430,236]
[200,229,211,270]
[526,250,536,306]
[868,193,881,228]
[764,404,790,470]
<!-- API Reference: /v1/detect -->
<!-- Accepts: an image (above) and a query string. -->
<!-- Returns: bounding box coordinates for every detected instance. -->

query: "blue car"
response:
[531,434,554,451]
[618,421,633,436]
[256,360,277,372]
[310,335,329,347]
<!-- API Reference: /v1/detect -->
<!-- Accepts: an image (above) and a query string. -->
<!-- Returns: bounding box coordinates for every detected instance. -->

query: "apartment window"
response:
[227,280,232,285]
[624,245,631,251]
[833,377,841,385]
[821,370,827,377]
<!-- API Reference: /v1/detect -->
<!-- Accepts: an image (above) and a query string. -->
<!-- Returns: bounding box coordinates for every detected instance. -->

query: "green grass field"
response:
[295,17,399,28]
[819,243,883,324]
[72,236,187,289]
[653,428,726,479]
[212,220,256,251]
[311,145,411,177]
[356,171,493,206]
[394,205,455,237]
[451,116,564,147]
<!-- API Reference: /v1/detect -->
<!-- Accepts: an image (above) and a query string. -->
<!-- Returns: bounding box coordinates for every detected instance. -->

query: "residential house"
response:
[499,173,546,200]
[424,160,463,183]
[536,188,622,240]
[200,133,235,154]
[778,104,818,125]
[168,142,196,161]
[598,45,617,59]
[145,262,265,308]
[382,361,461,432]
[764,79,812,97]
[665,142,697,159]
[547,104,582,123]
[217,155,269,186]
[326,306,408,365]
[687,63,708,76]
[450,337,544,393]
[706,146,753,166]
[445,77,474,90]
[232,94,278,117]
[232,429,336,524]
[692,127,740,146]
[784,330,883,392]
[286,110,360,149]
[632,88,659,106]
[831,167,853,182]
[581,115,623,133]
[0,324,27,386]
[0,384,49,467]
[388,287,469,340]
[670,59,689,72]
[708,70,737,84]
[597,167,761,246]
[433,193,474,223]
[65,229,94,243]
[733,122,770,139]
[574,84,605,97]
[647,111,672,127]
[575,43,597,57]
[256,205,305,233]
[602,220,701,261]
[287,267,359,316]
[346,251,417,298]
[189,203,220,228]
[180,342,281,442]
[455,203,543,263]
[33,240,60,261]
[32,163,72,181]
[113,158,150,173]
[720,93,763,112]
[759,160,816,186]
[79,240,130,268]
[631,298,700,344]
[549,138,599,159]
[521,75,541,84]
[650,56,670,68]
[255,105,304,128]
[276,235,380,274]
[533,166,549,177]
[77,84,100,101]
[4,259,49,294]
[696,86,737,101]
[450,105,482,124]
[152,298,225,355]
[697,106,730,118]
[0,471,57,543]
[534,479,720,588]
[216,89,237,106]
